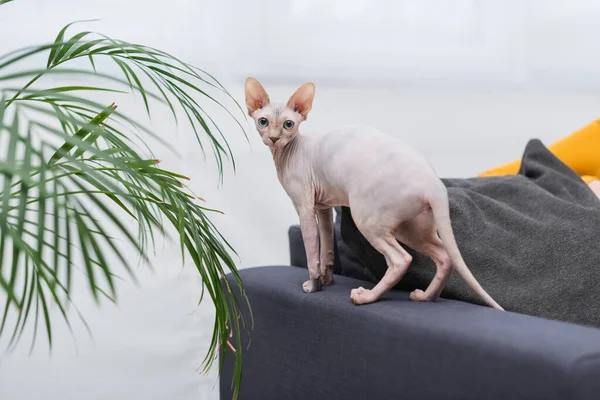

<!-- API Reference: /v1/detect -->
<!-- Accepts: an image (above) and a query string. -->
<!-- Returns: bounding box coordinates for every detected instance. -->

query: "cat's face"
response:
[244,77,315,149]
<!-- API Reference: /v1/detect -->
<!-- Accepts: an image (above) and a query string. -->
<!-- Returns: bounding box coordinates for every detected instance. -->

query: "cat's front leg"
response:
[317,207,334,286]
[298,208,322,293]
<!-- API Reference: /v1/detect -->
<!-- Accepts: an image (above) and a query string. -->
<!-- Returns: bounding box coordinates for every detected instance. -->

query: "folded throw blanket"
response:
[339,139,600,327]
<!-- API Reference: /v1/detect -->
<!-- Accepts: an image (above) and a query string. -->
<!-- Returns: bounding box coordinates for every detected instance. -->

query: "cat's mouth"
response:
[266,138,283,148]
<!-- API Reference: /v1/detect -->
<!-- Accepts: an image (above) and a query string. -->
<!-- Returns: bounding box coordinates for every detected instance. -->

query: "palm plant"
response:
[0,1,250,398]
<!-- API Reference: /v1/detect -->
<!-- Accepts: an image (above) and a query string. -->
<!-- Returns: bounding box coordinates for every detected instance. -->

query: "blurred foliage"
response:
[0,3,251,398]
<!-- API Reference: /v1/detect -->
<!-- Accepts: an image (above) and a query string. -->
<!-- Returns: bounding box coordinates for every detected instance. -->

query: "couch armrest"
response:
[220,266,600,400]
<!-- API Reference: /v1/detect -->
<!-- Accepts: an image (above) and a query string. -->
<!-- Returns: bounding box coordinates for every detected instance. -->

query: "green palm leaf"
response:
[0,15,251,400]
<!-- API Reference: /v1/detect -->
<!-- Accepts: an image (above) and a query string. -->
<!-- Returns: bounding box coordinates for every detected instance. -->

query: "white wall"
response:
[1,1,600,399]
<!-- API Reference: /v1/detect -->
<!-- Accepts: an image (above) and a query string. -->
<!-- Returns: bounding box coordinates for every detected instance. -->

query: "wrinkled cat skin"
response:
[244,77,503,310]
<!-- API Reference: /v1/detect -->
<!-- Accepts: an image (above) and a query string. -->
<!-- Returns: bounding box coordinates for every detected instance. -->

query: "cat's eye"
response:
[257,117,269,127]
[283,120,295,130]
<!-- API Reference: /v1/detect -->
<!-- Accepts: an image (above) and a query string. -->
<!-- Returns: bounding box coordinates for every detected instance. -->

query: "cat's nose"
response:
[270,136,280,143]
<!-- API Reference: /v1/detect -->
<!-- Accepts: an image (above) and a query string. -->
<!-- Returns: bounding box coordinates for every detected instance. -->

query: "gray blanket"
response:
[339,139,600,327]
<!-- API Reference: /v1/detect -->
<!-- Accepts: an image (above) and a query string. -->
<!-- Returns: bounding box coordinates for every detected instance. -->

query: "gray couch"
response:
[219,225,600,400]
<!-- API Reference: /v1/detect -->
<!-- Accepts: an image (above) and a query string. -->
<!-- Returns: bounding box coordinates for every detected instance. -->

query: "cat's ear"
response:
[245,77,270,115]
[287,82,315,119]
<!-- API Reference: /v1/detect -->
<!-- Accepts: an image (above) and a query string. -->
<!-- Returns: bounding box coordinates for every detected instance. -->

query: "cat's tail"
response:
[427,183,504,311]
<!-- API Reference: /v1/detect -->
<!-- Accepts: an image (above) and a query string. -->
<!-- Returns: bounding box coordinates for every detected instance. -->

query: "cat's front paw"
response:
[302,279,322,293]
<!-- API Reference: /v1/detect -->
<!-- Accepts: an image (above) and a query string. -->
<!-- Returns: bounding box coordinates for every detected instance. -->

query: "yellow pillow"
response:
[479,119,600,184]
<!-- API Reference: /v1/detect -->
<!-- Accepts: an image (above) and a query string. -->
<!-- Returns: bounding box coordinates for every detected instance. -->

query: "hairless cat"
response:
[244,77,503,310]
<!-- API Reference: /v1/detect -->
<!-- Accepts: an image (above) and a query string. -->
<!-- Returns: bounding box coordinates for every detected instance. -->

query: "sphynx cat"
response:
[244,77,503,310]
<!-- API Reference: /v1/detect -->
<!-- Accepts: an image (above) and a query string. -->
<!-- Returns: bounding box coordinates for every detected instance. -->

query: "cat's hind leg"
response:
[348,190,429,305]
[395,210,453,302]
[407,239,452,302]
[350,231,413,305]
